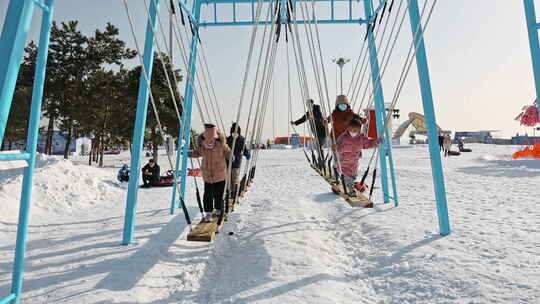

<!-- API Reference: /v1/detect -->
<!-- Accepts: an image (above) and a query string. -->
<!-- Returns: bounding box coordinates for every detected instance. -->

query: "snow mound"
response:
[0,154,124,222]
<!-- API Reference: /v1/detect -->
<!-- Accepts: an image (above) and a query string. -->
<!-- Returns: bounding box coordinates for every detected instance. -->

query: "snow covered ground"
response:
[1,144,539,303]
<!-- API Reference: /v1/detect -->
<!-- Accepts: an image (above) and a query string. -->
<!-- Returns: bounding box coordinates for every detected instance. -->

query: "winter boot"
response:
[203,213,213,222]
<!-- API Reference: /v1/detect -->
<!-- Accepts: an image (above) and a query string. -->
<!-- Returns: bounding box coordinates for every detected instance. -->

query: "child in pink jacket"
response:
[336,119,380,196]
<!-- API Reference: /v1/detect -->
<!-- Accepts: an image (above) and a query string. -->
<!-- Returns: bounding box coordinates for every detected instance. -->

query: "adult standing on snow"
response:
[227,122,251,198]
[438,135,444,151]
[141,159,160,187]
[291,99,328,150]
[443,135,452,157]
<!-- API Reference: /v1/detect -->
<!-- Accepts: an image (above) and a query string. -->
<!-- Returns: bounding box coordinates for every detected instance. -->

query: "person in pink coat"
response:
[336,119,380,196]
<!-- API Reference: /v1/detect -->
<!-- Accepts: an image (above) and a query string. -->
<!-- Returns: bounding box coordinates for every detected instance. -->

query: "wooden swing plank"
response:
[187,219,218,242]
[186,198,234,242]
[331,184,373,208]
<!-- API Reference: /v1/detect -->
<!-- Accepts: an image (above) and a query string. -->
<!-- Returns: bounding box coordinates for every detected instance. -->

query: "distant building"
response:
[511,135,540,145]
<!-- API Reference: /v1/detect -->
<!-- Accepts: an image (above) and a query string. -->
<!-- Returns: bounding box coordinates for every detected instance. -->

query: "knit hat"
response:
[202,124,219,148]
[230,122,241,135]
[335,95,349,106]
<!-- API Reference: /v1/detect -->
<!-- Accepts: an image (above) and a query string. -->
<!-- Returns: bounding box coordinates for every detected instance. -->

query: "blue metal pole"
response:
[524,0,540,119]
[122,0,161,245]
[384,123,399,206]
[10,1,55,303]
[408,0,450,236]
[364,0,391,203]
[171,0,202,213]
[0,0,35,145]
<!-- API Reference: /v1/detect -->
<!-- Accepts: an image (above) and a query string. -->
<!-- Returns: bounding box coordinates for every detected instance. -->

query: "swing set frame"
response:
[0,0,457,303]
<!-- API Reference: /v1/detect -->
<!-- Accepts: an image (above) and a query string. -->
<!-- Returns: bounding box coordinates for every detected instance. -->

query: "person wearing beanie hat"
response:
[141,159,160,187]
[326,95,366,140]
[291,99,328,150]
[227,122,251,199]
[189,123,231,221]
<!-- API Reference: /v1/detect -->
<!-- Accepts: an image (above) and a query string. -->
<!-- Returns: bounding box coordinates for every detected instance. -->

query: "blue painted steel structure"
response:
[363,0,398,205]
[407,0,450,235]
[524,0,540,119]
[123,0,450,244]
[171,0,203,214]
[0,0,453,300]
[0,1,55,303]
[122,0,161,245]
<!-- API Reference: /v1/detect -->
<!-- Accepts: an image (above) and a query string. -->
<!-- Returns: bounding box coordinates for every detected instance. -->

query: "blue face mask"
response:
[338,104,348,111]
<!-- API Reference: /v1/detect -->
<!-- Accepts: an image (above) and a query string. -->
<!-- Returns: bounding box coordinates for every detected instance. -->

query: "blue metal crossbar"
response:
[0,294,16,304]
[32,0,50,12]
[200,18,368,27]
[0,153,31,162]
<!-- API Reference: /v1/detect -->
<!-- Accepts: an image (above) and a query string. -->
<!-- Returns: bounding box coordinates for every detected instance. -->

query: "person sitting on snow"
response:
[141,159,160,187]
[457,138,465,151]
[117,164,130,182]
[189,123,231,222]
[336,119,381,197]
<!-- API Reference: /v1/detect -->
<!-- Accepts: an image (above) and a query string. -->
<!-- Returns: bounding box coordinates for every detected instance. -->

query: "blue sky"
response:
[1,0,538,139]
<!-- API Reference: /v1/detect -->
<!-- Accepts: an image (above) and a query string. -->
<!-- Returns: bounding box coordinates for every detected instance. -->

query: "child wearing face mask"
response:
[336,119,380,196]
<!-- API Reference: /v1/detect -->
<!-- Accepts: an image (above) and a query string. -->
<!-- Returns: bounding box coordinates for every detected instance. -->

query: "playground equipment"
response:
[512,142,540,159]
[515,100,540,127]
[0,0,455,302]
[392,112,446,143]
[524,0,540,121]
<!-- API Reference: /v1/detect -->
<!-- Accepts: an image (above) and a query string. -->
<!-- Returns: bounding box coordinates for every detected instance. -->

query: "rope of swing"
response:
[218,0,268,224]
[122,0,192,227]
[234,1,276,203]
[154,0,214,214]
[243,1,281,183]
[288,0,329,169]
[348,1,390,111]
[364,0,439,198]
[357,0,410,112]
[351,0,404,112]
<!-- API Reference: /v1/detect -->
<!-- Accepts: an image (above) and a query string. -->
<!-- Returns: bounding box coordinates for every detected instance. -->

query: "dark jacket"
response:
[227,135,251,169]
[293,104,327,139]
[142,163,160,177]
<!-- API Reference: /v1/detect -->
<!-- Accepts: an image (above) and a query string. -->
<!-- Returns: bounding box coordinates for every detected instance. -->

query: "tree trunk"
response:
[93,137,99,163]
[99,136,105,167]
[88,139,93,165]
[45,116,54,155]
[152,129,158,162]
[63,126,73,159]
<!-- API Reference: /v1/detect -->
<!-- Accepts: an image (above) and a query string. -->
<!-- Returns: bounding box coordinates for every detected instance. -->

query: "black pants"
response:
[203,181,225,212]
[142,174,159,186]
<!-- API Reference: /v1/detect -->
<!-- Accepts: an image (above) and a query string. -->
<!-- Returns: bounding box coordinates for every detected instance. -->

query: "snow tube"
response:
[448,151,461,156]
[149,171,180,187]
[459,148,472,152]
